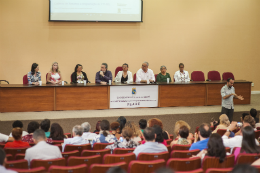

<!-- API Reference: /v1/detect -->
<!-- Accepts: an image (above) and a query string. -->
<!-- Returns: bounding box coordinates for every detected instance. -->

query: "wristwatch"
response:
[226,129,231,132]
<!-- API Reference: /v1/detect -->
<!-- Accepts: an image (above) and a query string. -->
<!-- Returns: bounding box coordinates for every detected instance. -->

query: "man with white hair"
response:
[81,122,97,142]
[25,129,62,167]
[62,125,89,152]
[136,62,155,83]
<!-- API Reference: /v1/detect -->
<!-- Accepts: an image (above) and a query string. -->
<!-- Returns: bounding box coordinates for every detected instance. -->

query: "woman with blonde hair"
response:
[212,114,230,133]
[47,62,62,84]
[124,121,142,142]
[147,118,169,140]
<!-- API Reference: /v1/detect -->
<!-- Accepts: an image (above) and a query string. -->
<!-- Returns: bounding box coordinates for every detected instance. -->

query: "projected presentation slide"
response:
[49,0,143,22]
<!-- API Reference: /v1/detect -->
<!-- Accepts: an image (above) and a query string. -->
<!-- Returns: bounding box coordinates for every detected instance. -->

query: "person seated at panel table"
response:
[156,65,172,82]
[27,63,41,85]
[47,62,63,84]
[114,63,133,83]
[136,61,155,83]
[71,64,88,84]
[174,63,190,82]
[95,63,112,84]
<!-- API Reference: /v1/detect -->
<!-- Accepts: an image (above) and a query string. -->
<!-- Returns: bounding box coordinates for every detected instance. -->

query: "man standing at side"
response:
[221,78,244,122]
[136,62,155,83]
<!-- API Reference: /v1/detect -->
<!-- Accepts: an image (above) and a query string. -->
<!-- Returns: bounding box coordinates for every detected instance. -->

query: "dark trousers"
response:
[221,107,234,122]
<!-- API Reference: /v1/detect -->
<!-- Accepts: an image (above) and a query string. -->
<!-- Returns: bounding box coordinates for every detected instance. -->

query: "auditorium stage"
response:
[0,94,259,137]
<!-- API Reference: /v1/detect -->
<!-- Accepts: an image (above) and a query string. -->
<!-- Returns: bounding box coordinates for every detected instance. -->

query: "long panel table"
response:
[0,80,251,112]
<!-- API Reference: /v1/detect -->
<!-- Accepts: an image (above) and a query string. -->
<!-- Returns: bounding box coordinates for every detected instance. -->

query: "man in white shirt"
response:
[136,62,155,83]
[222,121,259,153]
[81,122,97,143]
[62,125,89,152]
[133,127,168,158]
[24,129,62,167]
[174,63,190,82]
[0,148,17,173]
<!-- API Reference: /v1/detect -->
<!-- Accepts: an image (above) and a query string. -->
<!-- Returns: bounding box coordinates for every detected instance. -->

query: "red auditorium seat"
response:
[171,149,200,158]
[167,157,201,171]
[61,150,80,162]
[236,153,260,164]
[115,66,123,77]
[171,144,191,151]
[64,144,91,153]
[30,158,66,171]
[133,73,136,82]
[89,162,127,173]
[48,164,87,173]
[5,159,28,169]
[68,155,102,167]
[15,154,25,160]
[93,143,113,150]
[81,149,111,160]
[165,139,173,145]
[154,74,158,82]
[4,147,30,160]
[23,75,28,84]
[216,129,227,136]
[9,166,45,173]
[175,168,203,173]
[222,72,235,81]
[207,71,221,81]
[137,152,169,162]
[6,154,13,161]
[128,159,165,173]
[191,71,205,81]
[113,148,135,154]
[103,153,136,166]
[202,155,234,172]
[205,167,233,173]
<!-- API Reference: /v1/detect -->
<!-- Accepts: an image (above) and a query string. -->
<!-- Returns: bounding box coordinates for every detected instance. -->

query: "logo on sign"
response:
[132,88,136,95]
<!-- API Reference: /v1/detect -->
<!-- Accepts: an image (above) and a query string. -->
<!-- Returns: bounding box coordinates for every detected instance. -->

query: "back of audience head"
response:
[117,116,127,133]
[243,115,256,128]
[33,129,46,143]
[199,123,211,138]
[147,118,164,129]
[139,119,147,130]
[95,120,101,132]
[219,114,230,126]
[100,120,110,137]
[110,122,120,132]
[40,119,50,132]
[143,127,155,142]
[207,133,226,163]
[0,148,6,166]
[155,167,175,173]
[152,125,164,143]
[124,121,141,137]
[50,123,65,140]
[241,126,260,153]
[242,113,249,121]
[12,127,23,141]
[232,164,258,173]
[106,166,126,173]
[250,108,257,118]
[27,121,40,133]
[174,120,191,136]
[72,125,83,137]
[12,120,23,128]
[179,126,189,139]
[122,127,133,142]
[81,122,91,132]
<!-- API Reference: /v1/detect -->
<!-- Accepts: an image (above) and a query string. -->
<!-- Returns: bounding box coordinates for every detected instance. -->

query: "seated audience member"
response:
[49,123,67,140]
[114,63,133,83]
[250,108,259,123]
[25,129,62,166]
[222,122,259,153]
[124,121,142,142]
[81,122,97,141]
[233,126,260,162]
[9,120,28,137]
[46,62,62,84]
[170,126,191,147]
[233,164,258,173]
[106,166,126,173]
[234,115,256,136]
[142,125,167,146]
[93,120,101,133]
[136,61,155,83]
[196,133,229,161]
[240,112,249,122]
[40,119,51,138]
[0,133,13,143]
[147,118,169,140]
[62,125,88,152]
[93,120,117,144]
[212,114,235,137]
[71,64,88,84]
[155,167,175,173]
[189,123,212,151]
[110,122,121,139]
[105,127,138,151]
[139,119,147,133]
[0,148,17,173]
[174,120,193,140]
[174,63,190,82]
[22,121,40,143]
[4,128,30,148]
[156,65,172,82]
[117,116,127,134]
[95,63,112,84]
[133,127,168,157]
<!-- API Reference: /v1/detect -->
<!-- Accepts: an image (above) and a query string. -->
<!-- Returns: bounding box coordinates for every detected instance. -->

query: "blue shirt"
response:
[189,138,209,151]
[45,132,50,138]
